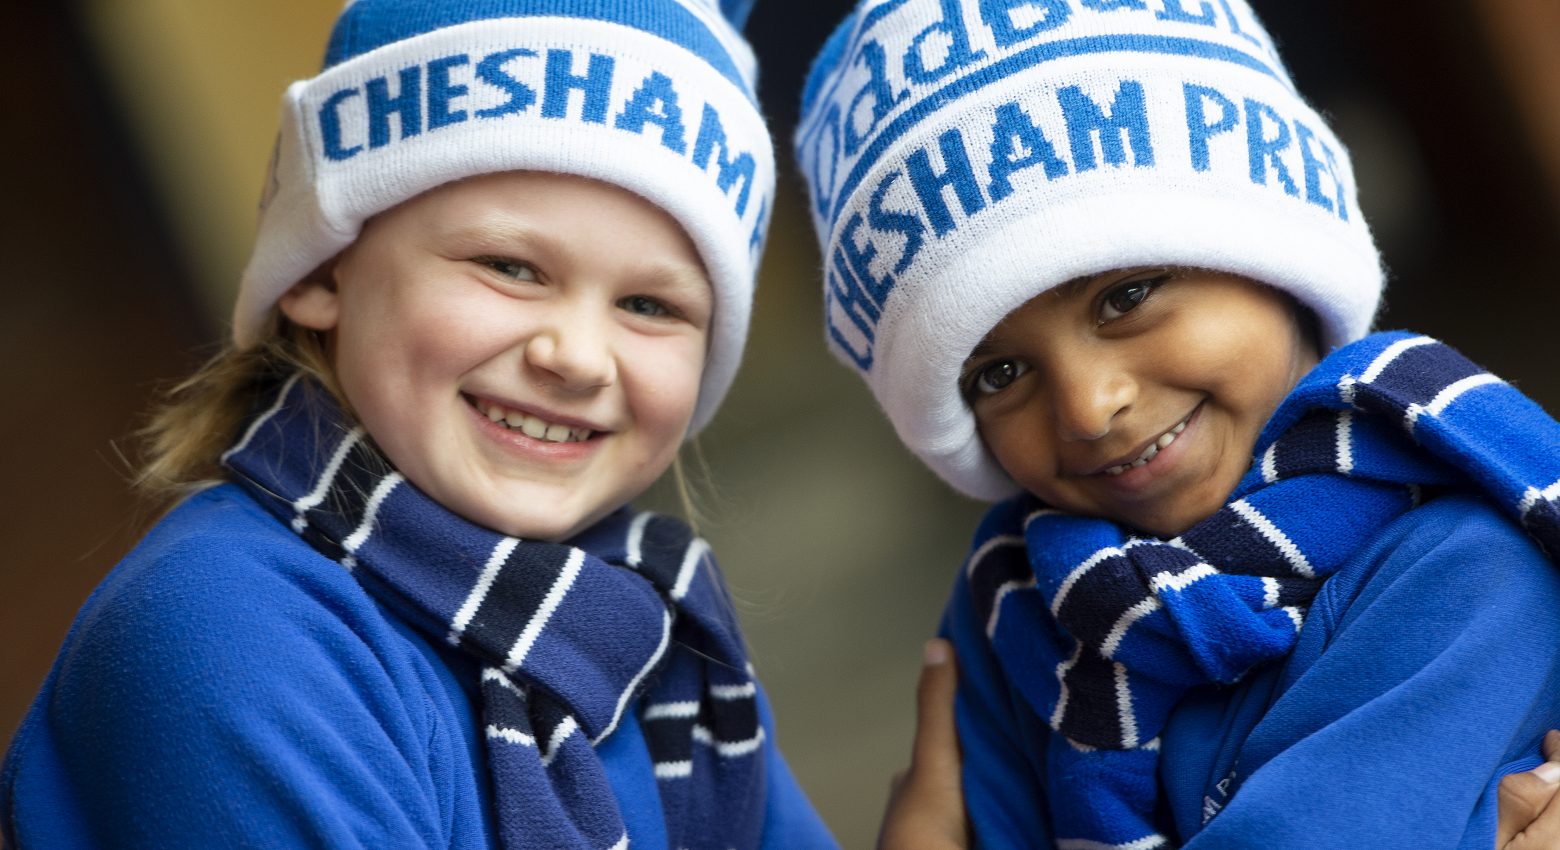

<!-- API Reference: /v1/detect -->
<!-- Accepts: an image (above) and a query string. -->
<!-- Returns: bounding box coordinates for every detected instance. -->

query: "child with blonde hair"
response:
[797,0,1560,846]
[1,1,841,847]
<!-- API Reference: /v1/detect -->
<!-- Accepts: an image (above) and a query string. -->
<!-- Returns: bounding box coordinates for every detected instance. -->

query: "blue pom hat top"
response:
[795,0,1384,498]
[235,0,775,432]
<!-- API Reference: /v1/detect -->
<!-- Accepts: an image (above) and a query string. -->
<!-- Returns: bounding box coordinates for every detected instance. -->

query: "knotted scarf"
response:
[223,375,766,850]
[959,332,1560,849]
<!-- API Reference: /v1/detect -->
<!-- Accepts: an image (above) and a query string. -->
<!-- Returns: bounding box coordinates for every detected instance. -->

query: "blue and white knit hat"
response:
[796,0,1383,498]
[235,0,775,432]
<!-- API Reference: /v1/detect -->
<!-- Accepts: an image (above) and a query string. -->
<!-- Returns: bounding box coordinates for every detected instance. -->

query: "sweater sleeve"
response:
[3,490,466,849]
[1178,496,1560,850]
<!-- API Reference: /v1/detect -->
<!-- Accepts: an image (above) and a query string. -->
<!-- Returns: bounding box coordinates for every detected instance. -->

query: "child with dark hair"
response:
[798,1,1560,846]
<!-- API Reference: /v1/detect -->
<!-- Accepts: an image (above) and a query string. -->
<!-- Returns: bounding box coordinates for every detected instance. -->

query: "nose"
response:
[1050,353,1135,442]
[523,306,615,392]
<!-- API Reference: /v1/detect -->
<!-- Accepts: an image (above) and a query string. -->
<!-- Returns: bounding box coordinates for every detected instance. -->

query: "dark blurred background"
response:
[4,2,1558,846]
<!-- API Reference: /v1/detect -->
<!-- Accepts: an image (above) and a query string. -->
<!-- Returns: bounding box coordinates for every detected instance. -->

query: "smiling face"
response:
[278,171,711,541]
[962,268,1319,539]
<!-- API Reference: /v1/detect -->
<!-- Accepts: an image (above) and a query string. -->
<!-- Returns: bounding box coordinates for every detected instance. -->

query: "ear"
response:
[277,263,341,331]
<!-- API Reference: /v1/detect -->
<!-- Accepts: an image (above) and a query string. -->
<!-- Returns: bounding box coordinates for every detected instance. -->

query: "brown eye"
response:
[971,359,1029,396]
[1098,269,1173,322]
[1100,281,1154,321]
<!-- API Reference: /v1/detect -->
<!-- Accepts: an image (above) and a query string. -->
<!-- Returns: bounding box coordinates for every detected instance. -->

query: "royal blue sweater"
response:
[946,494,1560,849]
[1,484,838,849]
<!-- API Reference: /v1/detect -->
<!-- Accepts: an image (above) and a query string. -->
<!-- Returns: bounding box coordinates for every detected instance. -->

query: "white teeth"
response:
[474,398,592,444]
[1103,415,1192,477]
[520,417,548,439]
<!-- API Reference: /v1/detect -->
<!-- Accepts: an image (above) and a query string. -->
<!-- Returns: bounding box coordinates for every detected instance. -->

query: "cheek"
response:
[623,335,707,427]
[979,407,1052,488]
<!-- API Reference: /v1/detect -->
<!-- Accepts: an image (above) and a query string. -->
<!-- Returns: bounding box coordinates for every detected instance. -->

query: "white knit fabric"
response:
[237,6,774,433]
[796,0,1383,498]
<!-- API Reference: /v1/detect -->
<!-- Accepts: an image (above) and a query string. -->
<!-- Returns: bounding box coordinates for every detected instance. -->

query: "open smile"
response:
[1099,407,1198,477]
[465,395,599,443]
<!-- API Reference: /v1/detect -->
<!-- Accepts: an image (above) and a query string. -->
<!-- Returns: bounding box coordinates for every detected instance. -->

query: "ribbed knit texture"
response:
[795,0,1382,498]
[224,376,766,850]
[958,333,1560,848]
[235,0,775,433]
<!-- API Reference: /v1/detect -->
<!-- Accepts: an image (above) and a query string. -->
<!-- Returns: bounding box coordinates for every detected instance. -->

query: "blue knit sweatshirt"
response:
[946,493,1560,849]
[1,484,838,849]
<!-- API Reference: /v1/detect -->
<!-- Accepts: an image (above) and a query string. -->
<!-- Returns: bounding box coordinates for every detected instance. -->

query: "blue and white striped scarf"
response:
[223,375,766,850]
[960,332,1560,849]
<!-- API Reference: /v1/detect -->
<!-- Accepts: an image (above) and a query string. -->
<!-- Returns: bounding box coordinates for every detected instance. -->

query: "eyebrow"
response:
[963,277,1091,365]
[435,218,545,251]
[439,218,709,293]
[635,263,711,296]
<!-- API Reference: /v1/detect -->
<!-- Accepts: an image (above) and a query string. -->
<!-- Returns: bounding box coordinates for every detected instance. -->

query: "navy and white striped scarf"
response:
[223,375,766,850]
[961,332,1560,849]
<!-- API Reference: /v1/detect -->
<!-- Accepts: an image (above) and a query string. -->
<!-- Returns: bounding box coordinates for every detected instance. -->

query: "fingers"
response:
[1498,770,1553,846]
[911,639,961,780]
[877,639,970,850]
[1497,733,1560,849]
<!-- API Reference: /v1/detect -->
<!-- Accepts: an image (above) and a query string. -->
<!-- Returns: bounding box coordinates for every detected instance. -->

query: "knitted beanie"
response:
[795,0,1383,499]
[235,0,775,432]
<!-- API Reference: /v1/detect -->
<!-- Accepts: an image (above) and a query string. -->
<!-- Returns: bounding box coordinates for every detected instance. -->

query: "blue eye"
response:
[969,358,1029,396]
[476,257,538,281]
[620,295,669,317]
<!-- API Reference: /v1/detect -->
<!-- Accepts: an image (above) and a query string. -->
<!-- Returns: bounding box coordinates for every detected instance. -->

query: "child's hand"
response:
[1497,730,1560,849]
[877,639,970,850]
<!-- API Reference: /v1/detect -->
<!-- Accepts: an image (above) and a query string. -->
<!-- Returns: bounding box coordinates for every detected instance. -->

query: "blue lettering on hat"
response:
[1295,120,1347,220]
[1183,83,1238,171]
[868,170,928,274]
[749,198,768,254]
[806,104,843,220]
[614,71,689,154]
[1081,0,1147,9]
[307,47,765,233]
[980,0,1072,47]
[1245,97,1298,196]
[830,245,881,324]
[1214,0,1268,51]
[692,104,757,215]
[904,0,988,84]
[320,88,363,161]
[840,212,898,308]
[844,39,909,157]
[987,100,1069,200]
[367,66,423,149]
[826,253,879,370]
[1059,81,1155,172]
[542,49,614,124]
[1156,0,1216,26]
[907,128,986,237]
[427,55,470,131]
[474,49,538,118]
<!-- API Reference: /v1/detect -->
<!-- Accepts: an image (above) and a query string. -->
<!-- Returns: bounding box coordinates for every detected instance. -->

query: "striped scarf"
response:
[223,375,766,850]
[961,332,1560,849]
